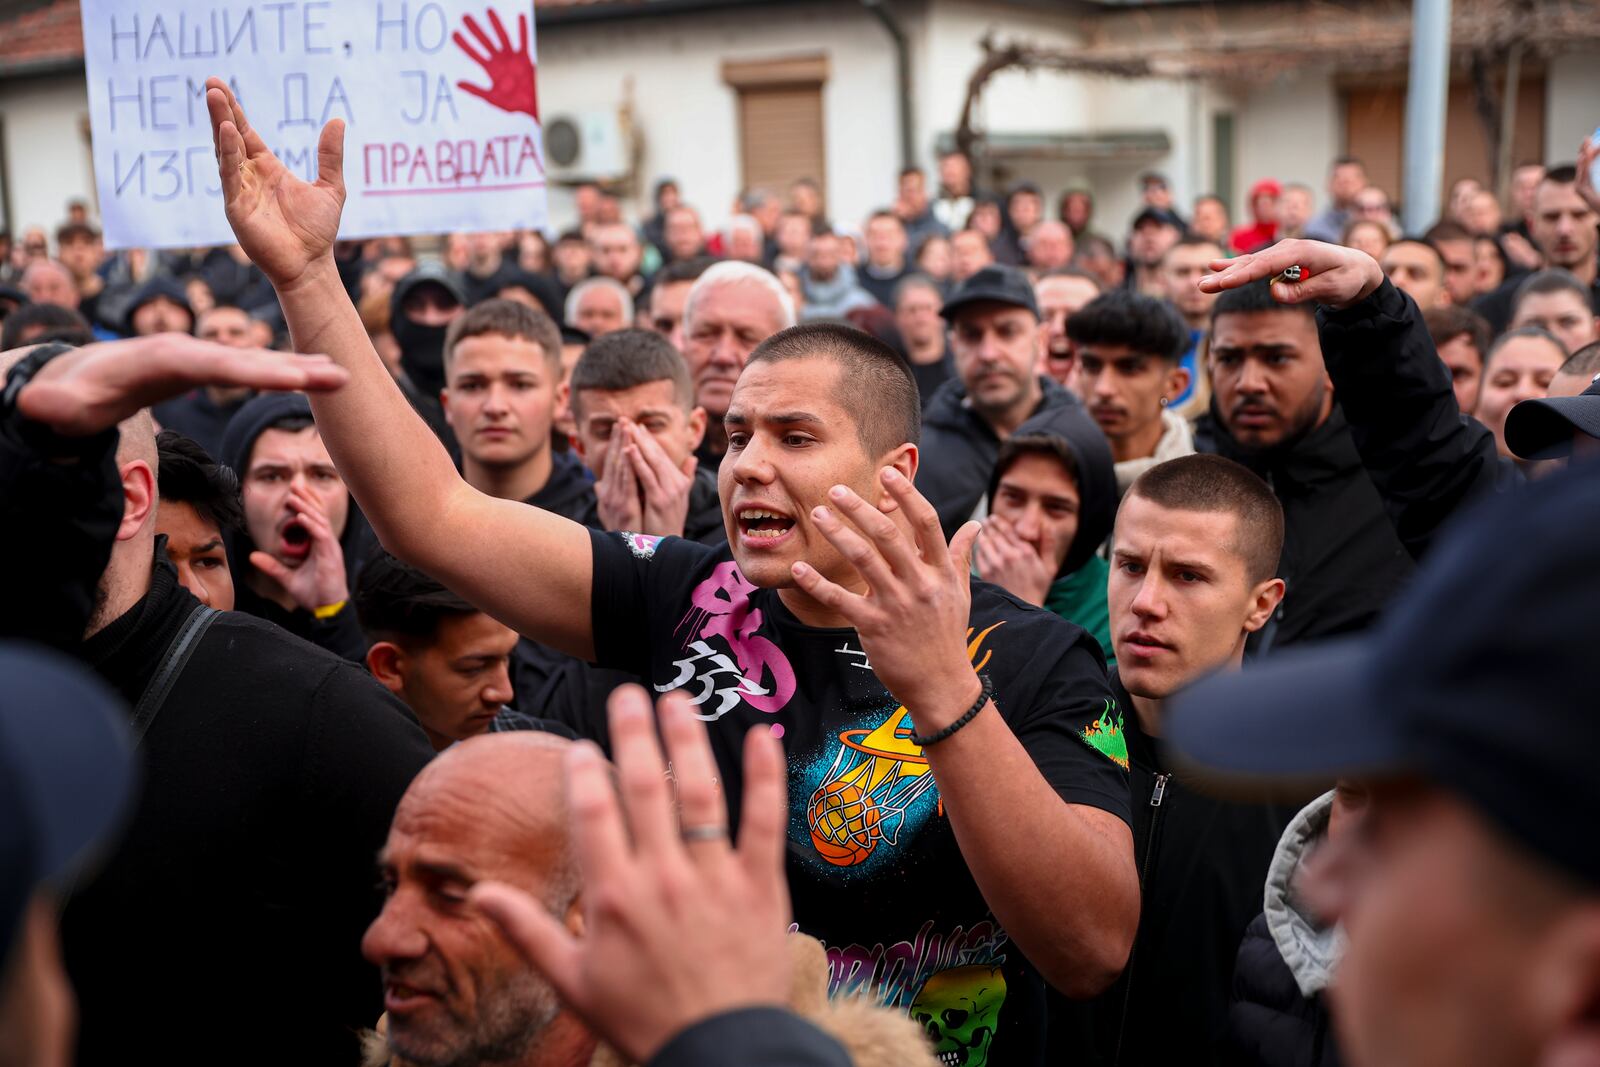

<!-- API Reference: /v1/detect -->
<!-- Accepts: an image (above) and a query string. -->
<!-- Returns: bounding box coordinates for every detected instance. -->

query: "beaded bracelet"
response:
[909,673,993,748]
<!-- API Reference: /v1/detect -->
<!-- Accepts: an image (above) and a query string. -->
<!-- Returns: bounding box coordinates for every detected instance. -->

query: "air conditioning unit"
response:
[543,111,628,181]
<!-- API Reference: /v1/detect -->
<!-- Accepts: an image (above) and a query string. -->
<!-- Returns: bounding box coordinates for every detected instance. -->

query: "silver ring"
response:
[681,824,728,843]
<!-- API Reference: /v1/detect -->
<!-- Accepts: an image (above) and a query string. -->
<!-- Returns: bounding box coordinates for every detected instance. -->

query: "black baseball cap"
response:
[0,643,136,964]
[1131,206,1185,231]
[940,264,1040,322]
[1504,375,1600,460]
[1165,458,1600,888]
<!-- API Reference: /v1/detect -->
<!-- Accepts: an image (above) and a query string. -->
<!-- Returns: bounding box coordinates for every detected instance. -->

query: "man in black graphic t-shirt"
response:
[587,526,1130,1063]
[205,87,1139,1067]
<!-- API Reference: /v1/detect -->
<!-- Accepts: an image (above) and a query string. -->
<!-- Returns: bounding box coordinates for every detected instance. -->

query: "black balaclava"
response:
[389,267,466,398]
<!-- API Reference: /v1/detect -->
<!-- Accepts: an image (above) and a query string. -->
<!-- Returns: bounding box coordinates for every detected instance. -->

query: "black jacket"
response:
[1088,671,1294,1066]
[1228,793,1344,1067]
[0,378,434,1066]
[1194,282,1498,652]
[1230,915,1342,1067]
[0,364,121,651]
[65,560,434,1065]
[917,374,1079,537]
[219,392,376,662]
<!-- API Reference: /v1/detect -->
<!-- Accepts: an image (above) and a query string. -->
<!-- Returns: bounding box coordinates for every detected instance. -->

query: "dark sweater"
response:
[64,560,434,1065]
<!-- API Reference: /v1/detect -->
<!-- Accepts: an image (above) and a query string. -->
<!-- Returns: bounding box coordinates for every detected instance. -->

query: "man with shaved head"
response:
[1,336,435,1065]
[365,733,596,1067]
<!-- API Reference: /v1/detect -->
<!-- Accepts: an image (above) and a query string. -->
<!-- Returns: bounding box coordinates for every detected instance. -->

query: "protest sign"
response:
[78,1,546,249]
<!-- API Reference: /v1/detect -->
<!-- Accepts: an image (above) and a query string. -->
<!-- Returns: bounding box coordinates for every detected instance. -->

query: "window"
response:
[723,55,828,205]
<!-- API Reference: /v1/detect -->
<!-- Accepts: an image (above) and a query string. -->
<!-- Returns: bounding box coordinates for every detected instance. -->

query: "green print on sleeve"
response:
[1079,700,1129,770]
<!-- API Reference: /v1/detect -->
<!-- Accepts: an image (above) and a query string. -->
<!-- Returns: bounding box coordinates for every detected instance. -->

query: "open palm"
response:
[204,76,346,289]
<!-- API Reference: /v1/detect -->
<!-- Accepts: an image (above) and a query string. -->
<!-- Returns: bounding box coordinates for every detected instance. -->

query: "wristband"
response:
[909,673,992,748]
[0,343,114,458]
[312,599,347,621]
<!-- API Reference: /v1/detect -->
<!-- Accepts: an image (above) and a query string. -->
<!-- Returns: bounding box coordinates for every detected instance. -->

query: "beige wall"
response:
[0,71,95,237]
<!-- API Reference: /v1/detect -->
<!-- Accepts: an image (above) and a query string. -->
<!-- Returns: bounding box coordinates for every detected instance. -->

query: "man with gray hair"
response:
[564,276,633,339]
[364,732,597,1067]
[680,260,796,470]
[726,214,766,264]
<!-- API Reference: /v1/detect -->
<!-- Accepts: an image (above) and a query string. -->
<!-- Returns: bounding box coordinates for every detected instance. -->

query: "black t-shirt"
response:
[587,529,1132,1066]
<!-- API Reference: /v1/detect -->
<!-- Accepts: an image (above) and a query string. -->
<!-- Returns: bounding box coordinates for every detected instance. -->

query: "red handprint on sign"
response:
[453,8,539,122]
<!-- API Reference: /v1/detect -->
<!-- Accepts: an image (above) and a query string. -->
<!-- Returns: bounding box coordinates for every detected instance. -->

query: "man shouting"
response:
[204,79,1138,1061]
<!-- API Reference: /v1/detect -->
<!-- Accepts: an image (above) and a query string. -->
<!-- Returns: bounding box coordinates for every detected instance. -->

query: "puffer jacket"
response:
[1228,791,1345,1067]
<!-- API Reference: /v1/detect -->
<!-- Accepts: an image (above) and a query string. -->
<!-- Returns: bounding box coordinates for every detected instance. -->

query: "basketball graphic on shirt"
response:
[806,706,934,867]
[807,779,883,865]
[804,623,1005,869]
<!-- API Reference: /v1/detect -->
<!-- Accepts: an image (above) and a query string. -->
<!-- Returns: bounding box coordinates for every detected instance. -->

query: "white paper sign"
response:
[79,1,546,250]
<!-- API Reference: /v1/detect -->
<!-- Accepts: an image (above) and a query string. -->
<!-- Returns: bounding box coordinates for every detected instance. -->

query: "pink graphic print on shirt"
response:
[658,561,798,721]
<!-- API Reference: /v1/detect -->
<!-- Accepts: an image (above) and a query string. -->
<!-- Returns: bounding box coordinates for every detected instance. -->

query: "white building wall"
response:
[0,71,94,237]
[1233,65,1342,216]
[1545,50,1600,166]
[536,2,902,235]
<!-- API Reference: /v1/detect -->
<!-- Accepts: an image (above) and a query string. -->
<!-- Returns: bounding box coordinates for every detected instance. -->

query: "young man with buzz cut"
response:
[354,550,577,751]
[1086,453,1295,1065]
[566,328,722,544]
[204,78,1139,1062]
[440,297,595,523]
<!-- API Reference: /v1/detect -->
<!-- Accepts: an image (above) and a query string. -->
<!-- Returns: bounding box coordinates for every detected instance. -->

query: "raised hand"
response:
[594,419,644,533]
[1197,238,1384,310]
[454,9,539,121]
[1577,133,1600,217]
[975,514,1056,607]
[248,485,350,612]
[627,423,697,538]
[471,687,790,1064]
[204,77,346,291]
[790,467,985,730]
[15,334,346,437]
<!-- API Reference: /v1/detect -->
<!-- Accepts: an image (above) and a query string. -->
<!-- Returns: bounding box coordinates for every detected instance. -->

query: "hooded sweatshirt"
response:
[982,402,1117,661]
[525,448,598,523]
[917,372,1079,537]
[219,393,375,661]
[390,268,465,454]
[1228,791,1345,1067]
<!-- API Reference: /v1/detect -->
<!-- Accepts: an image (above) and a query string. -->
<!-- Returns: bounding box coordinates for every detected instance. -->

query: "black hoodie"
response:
[917,373,1080,537]
[525,448,598,523]
[985,402,1117,581]
[390,268,464,455]
[219,393,375,661]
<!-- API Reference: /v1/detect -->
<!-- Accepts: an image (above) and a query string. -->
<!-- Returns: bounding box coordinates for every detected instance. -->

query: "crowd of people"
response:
[2,71,1599,1067]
